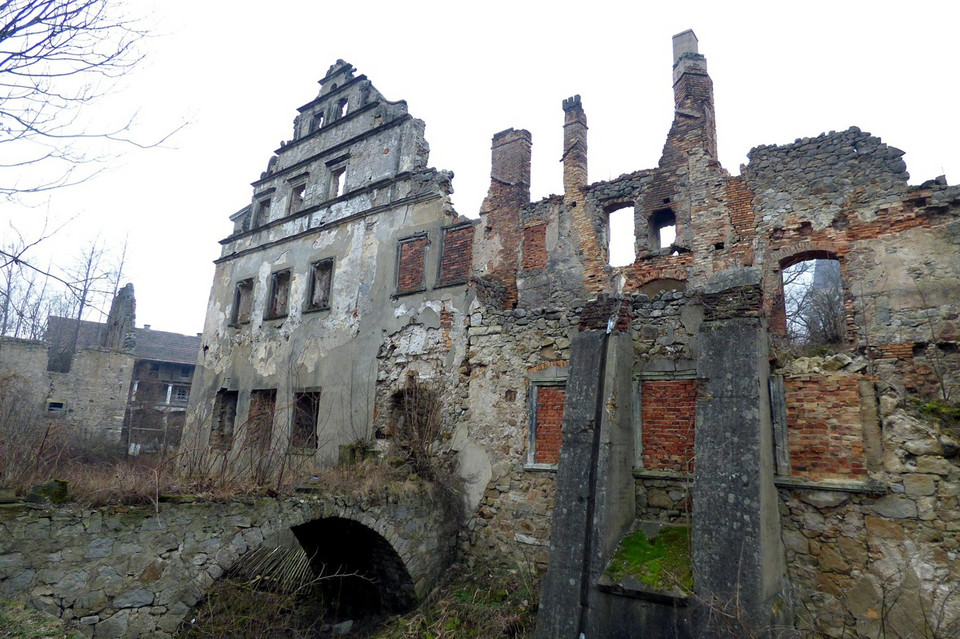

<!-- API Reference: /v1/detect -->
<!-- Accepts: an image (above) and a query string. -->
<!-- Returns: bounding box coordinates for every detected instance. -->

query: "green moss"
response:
[605,526,693,594]
[918,399,960,435]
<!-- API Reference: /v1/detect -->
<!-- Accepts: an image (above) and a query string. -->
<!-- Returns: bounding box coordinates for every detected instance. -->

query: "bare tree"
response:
[782,258,845,347]
[0,0,148,200]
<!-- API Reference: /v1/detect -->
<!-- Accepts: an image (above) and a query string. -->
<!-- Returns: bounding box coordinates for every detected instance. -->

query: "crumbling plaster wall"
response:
[193,190,466,462]
[459,305,579,571]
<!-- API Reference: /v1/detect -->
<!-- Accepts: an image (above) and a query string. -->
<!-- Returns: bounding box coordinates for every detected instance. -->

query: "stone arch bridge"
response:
[0,490,456,637]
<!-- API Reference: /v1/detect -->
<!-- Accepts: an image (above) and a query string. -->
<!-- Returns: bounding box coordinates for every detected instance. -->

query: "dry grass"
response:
[370,564,537,639]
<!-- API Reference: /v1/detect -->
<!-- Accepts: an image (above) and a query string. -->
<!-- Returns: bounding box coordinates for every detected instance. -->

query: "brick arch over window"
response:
[766,241,846,338]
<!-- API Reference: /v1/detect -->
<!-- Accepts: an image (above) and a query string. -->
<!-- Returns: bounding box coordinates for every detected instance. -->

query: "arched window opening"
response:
[781,257,844,347]
[607,206,636,267]
[650,208,676,252]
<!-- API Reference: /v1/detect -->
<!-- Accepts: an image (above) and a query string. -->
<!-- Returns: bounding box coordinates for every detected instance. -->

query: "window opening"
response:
[248,389,276,452]
[46,400,66,414]
[781,258,844,347]
[308,259,333,310]
[292,391,320,449]
[330,166,346,198]
[607,207,636,267]
[289,183,306,213]
[179,365,191,379]
[337,98,348,118]
[173,386,189,404]
[310,112,324,132]
[266,270,291,319]
[255,198,271,226]
[212,389,238,445]
[650,208,676,252]
[232,279,254,325]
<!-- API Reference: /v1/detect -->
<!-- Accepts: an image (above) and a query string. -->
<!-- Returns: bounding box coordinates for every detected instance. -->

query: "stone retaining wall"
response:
[0,491,454,638]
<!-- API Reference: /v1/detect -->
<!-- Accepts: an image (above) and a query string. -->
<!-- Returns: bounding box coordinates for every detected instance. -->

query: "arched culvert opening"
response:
[292,516,417,619]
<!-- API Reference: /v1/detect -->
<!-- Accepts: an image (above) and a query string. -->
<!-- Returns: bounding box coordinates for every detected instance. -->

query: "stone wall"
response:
[0,338,134,443]
[0,491,455,638]
[779,407,960,637]
[460,306,578,572]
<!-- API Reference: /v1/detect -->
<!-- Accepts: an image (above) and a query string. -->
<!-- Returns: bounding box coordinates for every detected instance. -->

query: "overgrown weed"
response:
[370,564,536,639]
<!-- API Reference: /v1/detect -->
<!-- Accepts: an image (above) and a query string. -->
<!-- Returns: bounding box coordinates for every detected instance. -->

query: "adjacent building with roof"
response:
[0,284,201,453]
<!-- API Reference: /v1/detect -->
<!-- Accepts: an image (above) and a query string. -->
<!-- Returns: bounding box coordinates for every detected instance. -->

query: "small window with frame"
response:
[306,258,333,311]
[232,279,254,325]
[329,165,346,199]
[255,198,271,227]
[289,183,306,213]
[265,270,291,320]
[212,389,238,447]
[291,390,320,449]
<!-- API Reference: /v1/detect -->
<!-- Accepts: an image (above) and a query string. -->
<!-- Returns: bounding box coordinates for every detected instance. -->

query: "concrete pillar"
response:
[692,268,791,633]
[535,297,635,638]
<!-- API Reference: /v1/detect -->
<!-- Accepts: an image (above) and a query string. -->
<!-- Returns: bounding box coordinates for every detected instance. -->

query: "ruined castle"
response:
[181,30,960,636]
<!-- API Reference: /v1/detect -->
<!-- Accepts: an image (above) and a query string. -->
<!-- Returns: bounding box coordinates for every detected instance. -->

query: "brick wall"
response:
[439,225,473,286]
[641,379,696,472]
[535,385,565,464]
[784,374,867,479]
[522,224,547,270]
[397,236,427,294]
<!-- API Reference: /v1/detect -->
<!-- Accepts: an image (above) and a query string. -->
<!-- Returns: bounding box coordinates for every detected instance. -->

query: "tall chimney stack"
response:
[561,95,588,193]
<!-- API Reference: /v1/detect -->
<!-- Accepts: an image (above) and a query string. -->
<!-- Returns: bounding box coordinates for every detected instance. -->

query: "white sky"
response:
[4,0,958,336]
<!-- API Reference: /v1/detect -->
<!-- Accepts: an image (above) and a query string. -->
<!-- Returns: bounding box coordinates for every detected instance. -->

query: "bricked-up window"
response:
[248,389,276,452]
[530,384,565,465]
[396,235,428,295]
[785,374,867,479]
[255,198,271,227]
[291,391,320,449]
[212,389,238,446]
[307,258,333,311]
[640,379,696,473]
[438,224,474,286]
[232,279,254,325]
[266,270,291,319]
[522,224,547,270]
[608,206,636,267]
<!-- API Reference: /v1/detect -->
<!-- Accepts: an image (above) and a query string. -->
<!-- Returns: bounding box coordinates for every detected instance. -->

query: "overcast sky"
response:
[4,1,958,336]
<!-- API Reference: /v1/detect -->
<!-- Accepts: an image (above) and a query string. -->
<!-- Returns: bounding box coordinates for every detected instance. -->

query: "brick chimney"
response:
[476,128,532,309]
[661,29,718,164]
[561,95,588,193]
[486,128,531,205]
